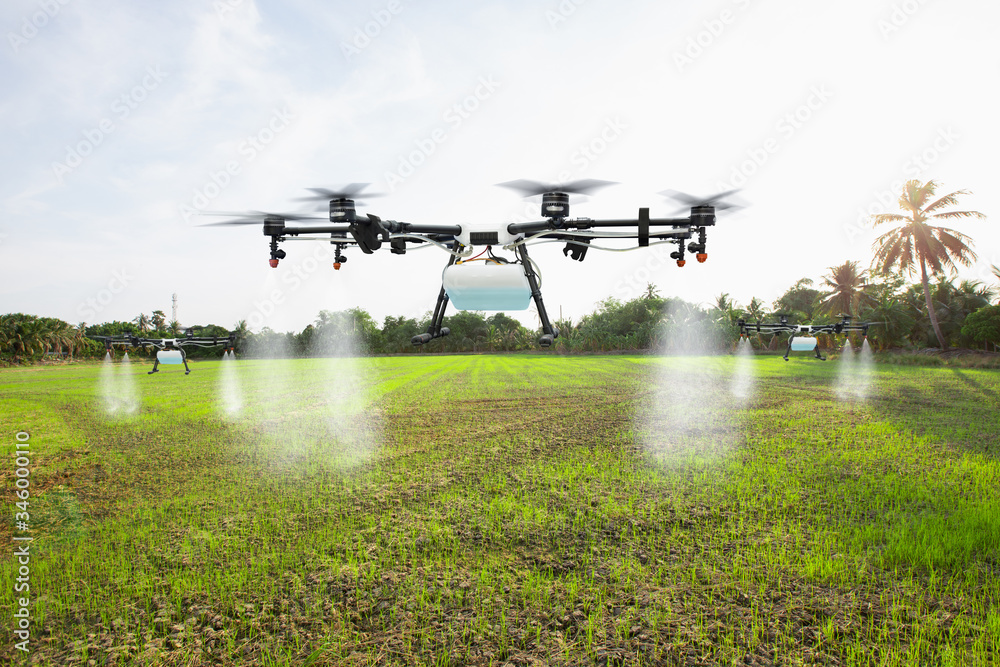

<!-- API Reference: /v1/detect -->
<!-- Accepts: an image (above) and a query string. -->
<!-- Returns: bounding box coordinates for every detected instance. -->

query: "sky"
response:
[2,0,998,334]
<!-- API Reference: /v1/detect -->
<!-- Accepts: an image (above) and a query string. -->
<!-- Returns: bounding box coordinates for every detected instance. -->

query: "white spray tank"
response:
[156,349,185,365]
[789,336,818,352]
[442,262,532,311]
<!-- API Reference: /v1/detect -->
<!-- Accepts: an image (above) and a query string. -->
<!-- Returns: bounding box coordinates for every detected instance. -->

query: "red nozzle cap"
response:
[696,253,707,263]
[676,259,686,267]
[269,259,279,268]
[333,262,341,270]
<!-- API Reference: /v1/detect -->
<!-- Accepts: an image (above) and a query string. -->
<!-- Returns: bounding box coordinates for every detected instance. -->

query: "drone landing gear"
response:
[515,245,559,347]
[412,284,453,346]
[413,255,456,346]
[147,350,192,374]
[783,339,825,361]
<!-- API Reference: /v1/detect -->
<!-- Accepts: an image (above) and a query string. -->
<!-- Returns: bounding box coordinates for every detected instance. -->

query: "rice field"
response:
[1,354,998,666]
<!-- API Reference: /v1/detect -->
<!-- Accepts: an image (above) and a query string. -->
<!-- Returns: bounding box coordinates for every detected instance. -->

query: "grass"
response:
[1,354,998,666]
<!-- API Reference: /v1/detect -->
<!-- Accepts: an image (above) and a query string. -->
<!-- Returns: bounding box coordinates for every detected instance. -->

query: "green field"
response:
[2,355,999,666]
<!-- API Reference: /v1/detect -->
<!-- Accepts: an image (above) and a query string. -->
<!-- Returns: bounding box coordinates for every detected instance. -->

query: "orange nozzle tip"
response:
[677,259,686,267]
[268,259,279,268]
[696,253,707,263]
[333,263,341,270]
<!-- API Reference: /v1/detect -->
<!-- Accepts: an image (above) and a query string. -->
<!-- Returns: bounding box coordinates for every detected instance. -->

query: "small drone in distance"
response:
[89,328,236,375]
[202,181,744,348]
[738,314,874,361]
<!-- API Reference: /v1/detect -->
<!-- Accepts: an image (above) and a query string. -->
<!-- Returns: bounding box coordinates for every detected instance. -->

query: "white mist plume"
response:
[218,350,243,418]
[853,338,874,401]
[241,330,296,433]
[640,301,742,465]
[99,352,140,416]
[731,336,756,404]
[835,337,874,403]
[99,352,117,415]
[309,312,382,469]
[835,338,856,401]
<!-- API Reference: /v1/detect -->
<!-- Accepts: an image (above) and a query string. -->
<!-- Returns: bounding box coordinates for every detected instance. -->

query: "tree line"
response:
[2,270,998,365]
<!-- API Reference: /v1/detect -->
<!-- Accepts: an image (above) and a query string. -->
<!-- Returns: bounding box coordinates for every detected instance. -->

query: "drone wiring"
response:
[485,246,509,264]
[455,247,491,264]
[386,234,472,257]
[511,237,681,253]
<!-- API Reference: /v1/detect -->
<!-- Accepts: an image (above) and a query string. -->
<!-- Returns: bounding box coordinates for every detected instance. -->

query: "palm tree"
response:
[818,260,875,317]
[150,310,166,331]
[134,313,152,334]
[71,322,89,360]
[12,316,44,361]
[232,319,249,352]
[714,292,734,313]
[870,180,985,349]
[861,296,914,351]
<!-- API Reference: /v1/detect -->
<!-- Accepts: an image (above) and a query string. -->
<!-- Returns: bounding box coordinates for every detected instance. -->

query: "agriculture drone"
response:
[89,328,236,375]
[738,314,873,361]
[203,181,742,348]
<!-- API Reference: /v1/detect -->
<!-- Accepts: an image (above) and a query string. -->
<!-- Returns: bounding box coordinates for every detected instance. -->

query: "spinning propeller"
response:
[496,179,617,197]
[198,211,327,227]
[294,183,385,203]
[498,179,617,220]
[660,189,747,215]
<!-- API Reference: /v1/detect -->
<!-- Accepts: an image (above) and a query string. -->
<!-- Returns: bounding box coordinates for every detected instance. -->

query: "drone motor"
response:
[541,192,570,219]
[329,198,357,222]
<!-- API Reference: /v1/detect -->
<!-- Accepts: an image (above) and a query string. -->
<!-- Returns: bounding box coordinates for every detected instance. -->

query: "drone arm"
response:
[530,230,692,242]
[382,220,462,236]
[282,220,463,238]
[281,225,352,235]
[577,216,693,229]
[506,216,692,236]
[90,334,143,348]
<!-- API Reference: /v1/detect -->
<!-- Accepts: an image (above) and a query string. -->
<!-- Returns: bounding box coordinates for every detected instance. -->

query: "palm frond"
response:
[933,227,977,268]
[870,213,907,227]
[904,179,936,212]
[930,209,986,221]
[923,189,969,214]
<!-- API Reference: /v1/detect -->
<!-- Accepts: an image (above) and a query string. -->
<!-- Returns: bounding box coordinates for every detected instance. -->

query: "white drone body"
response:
[453,219,523,248]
